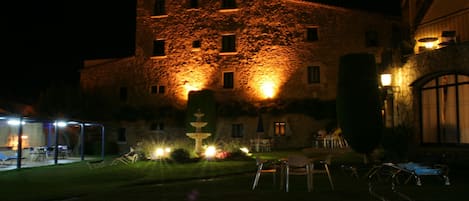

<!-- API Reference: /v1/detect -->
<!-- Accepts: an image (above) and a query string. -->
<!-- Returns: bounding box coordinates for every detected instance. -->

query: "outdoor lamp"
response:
[381,74,392,87]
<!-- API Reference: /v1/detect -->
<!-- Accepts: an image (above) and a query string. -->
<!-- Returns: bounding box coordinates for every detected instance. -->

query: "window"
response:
[153,0,166,16]
[421,74,469,144]
[151,85,165,94]
[192,40,201,48]
[274,122,286,136]
[306,27,319,41]
[159,86,165,94]
[221,34,236,52]
[150,122,165,131]
[119,87,127,101]
[188,0,198,9]
[307,66,320,84]
[231,124,244,138]
[221,0,236,9]
[365,30,379,47]
[223,72,234,89]
[153,40,165,56]
[117,128,127,142]
[151,86,158,94]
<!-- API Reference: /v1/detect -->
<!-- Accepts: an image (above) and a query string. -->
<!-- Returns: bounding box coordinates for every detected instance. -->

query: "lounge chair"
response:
[87,159,106,169]
[111,151,138,166]
[0,152,18,165]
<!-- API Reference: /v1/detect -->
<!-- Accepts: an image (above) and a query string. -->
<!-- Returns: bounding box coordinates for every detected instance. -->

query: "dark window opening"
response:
[231,124,244,138]
[158,86,165,94]
[151,86,158,94]
[365,30,379,47]
[120,87,127,101]
[189,0,199,8]
[307,66,320,84]
[221,35,236,52]
[223,72,234,89]
[150,122,165,131]
[153,40,165,56]
[154,0,166,15]
[306,27,319,41]
[192,40,201,48]
[117,128,127,142]
[221,0,236,9]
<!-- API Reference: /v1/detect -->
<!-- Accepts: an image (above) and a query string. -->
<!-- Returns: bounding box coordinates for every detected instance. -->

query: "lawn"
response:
[1,148,468,201]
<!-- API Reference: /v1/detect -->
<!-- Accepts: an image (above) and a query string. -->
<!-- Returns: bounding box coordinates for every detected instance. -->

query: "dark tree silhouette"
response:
[337,53,383,162]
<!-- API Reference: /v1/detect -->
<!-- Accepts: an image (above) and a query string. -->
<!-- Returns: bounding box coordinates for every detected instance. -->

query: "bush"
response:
[225,150,253,161]
[170,148,192,163]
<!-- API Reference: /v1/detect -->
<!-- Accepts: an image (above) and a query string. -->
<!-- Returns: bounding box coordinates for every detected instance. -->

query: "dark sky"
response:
[3,0,136,104]
[2,0,399,104]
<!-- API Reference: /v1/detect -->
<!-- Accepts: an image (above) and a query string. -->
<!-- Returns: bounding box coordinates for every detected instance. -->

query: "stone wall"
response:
[390,42,469,144]
[80,0,400,149]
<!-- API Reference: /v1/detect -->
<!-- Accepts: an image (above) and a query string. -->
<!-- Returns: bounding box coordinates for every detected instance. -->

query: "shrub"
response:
[170,148,192,163]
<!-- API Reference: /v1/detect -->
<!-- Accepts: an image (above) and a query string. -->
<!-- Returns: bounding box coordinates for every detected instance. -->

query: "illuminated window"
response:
[117,128,127,142]
[306,27,319,41]
[119,87,127,101]
[188,0,198,8]
[192,40,201,48]
[221,0,236,9]
[153,0,166,16]
[307,66,320,84]
[421,74,469,144]
[223,72,234,89]
[365,30,379,47]
[274,122,286,136]
[221,34,236,52]
[153,40,165,56]
[231,124,244,138]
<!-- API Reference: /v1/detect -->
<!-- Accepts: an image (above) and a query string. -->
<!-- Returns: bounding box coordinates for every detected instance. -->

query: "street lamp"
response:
[380,73,399,128]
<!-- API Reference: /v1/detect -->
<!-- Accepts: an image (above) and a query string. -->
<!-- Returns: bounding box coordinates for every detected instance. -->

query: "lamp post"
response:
[380,74,398,128]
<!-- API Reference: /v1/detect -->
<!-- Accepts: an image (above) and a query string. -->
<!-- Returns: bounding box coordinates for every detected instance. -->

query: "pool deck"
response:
[0,156,99,171]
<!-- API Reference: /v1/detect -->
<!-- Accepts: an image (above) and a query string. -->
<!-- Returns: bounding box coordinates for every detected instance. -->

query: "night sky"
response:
[2,0,399,104]
[3,1,136,104]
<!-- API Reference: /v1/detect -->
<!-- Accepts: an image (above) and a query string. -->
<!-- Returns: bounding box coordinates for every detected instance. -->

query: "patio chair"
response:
[285,154,313,192]
[311,155,335,190]
[252,156,282,190]
[111,149,138,166]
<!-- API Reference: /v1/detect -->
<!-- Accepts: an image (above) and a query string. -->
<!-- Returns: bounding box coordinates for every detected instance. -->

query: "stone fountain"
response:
[186,109,211,154]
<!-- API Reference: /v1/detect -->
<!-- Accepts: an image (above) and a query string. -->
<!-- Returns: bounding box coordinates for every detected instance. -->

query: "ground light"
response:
[204,145,217,160]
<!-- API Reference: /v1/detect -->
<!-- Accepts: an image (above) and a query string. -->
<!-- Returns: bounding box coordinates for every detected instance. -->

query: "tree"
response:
[336,53,383,162]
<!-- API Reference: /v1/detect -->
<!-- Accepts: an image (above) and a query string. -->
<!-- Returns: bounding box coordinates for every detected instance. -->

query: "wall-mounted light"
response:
[380,74,392,87]
[54,121,67,127]
[418,37,438,50]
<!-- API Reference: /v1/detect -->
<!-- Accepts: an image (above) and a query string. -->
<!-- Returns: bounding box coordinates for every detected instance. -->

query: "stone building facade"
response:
[383,0,469,148]
[80,0,400,150]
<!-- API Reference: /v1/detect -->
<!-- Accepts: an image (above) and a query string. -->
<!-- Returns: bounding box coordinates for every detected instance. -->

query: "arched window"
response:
[421,74,469,144]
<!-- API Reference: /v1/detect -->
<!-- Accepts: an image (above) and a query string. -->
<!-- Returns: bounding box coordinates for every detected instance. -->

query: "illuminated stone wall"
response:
[80,0,399,148]
[390,43,469,142]
[82,0,396,108]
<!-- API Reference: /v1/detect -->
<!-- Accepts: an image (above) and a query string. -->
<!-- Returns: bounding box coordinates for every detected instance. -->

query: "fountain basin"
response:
[186,133,211,139]
[190,122,208,128]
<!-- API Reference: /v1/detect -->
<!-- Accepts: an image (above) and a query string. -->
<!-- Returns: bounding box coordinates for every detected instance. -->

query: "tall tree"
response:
[337,53,383,162]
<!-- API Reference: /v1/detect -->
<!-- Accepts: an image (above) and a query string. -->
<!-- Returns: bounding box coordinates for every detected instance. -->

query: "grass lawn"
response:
[1,148,468,201]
